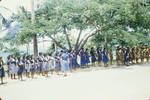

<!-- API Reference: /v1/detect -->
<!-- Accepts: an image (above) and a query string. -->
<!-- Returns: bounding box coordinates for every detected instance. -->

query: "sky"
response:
[0,0,31,18]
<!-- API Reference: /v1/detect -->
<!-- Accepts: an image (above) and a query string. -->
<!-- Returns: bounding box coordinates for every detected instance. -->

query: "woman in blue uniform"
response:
[72,50,78,69]
[60,50,70,77]
[17,57,25,81]
[90,47,97,66]
[79,48,86,67]
[25,56,31,78]
[68,52,73,71]
[38,53,44,76]
[48,54,55,75]
[85,48,90,67]
[102,48,109,67]
[10,55,17,79]
[54,52,61,75]
[97,47,102,66]
[0,57,5,84]
[42,54,49,77]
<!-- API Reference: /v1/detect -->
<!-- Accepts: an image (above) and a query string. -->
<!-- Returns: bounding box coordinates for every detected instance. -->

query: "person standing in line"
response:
[72,50,79,69]
[54,52,61,75]
[30,58,37,79]
[68,52,73,72]
[42,54,49,77]
[25,56,31,78]
[145,46,150,62]
[124,47,130,66]
[109,49,113,65]
[97,47,102,66]
[9,55,17,79]
[38,53,44,76]
[7,56,11,78]
[48,54,55,75]
[85,48,90,67]
[60,50,70,77]
[102,48,109,67]
[90,47,97,67]
[140,46,144,63]
[17,57,25,81]
[0,57,5,84]
[79,48,86,67]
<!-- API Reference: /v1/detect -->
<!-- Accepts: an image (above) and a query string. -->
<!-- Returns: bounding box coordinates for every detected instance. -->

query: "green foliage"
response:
[4,47,22,58]
[3,0,149,52]
[92,0,150,49]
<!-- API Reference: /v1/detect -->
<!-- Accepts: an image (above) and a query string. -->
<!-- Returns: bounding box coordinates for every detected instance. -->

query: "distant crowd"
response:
[0,45,150,84]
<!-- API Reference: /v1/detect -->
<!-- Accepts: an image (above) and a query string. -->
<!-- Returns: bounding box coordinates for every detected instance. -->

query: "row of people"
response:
[0,46,150,84]
[116,46,150,66]
[0,50,79,84]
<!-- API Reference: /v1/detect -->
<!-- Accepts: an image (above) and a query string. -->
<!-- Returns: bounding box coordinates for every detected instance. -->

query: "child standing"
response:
[17,57,25,81]
[0,57,5,84]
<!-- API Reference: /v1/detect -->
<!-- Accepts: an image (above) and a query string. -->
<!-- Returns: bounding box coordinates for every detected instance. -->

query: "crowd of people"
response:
[0,46,150,84]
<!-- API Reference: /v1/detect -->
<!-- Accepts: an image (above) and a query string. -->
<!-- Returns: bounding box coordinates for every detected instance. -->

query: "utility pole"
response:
[31,0,38,59]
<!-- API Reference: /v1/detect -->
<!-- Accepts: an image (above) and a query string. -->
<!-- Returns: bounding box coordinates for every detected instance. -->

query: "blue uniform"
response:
[9,58,17,74]
[102,50,109,64]
[42,57,49,72]
[124,51,129,62]
[72,53,78,68]
[17,61,25,75]
[80,50,86,66]
[30,60,37,73]
[97,50,102,62]
[61,52,70,72]
[90,50,97,63]
[85,51,90,65]
[0,65,5,78]
[69,53,73,69]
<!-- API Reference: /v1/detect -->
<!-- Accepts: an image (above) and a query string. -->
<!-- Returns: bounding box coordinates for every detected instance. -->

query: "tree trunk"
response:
[63,26,72,51]
[77,31,97,52]
[33,34,38,58]
[49,35,66,49]
[74,29,82,50]
[75,28,100,53]
[26,43,29,55]
[31,0,38,59]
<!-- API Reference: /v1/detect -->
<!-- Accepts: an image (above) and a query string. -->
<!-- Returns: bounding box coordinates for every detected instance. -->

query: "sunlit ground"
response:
[0,63,150,100]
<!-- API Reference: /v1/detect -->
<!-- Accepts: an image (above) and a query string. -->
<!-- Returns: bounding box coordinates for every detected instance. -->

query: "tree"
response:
[92,0,150,48]
[6,0,150,55]
[37,0,104,53]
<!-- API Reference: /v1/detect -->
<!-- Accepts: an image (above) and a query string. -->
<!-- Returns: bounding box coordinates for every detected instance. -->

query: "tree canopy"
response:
[2,0,150,56]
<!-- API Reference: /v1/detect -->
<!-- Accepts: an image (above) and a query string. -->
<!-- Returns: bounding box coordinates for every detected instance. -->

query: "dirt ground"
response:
[0,63,150,100]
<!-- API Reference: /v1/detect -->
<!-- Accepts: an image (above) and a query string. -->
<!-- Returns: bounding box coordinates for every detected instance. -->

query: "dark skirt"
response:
[91,56,97,63]
[102,55,109,64]
[80,57,86,66]
[98,55,102,62]
[85,56,90,64]
[0,67,5,77]
[18,66,24,75]
[30,66,36,73]
[72,59,80,68]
